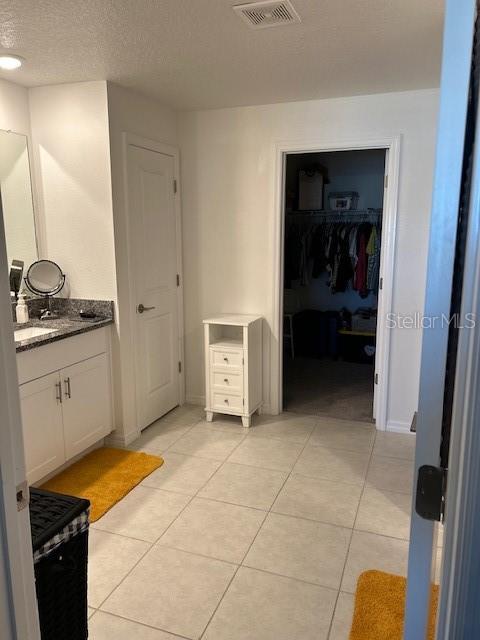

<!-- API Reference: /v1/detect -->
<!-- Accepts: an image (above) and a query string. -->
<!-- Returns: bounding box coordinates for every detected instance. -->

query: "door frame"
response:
[122,133,185,428]
[436,86,480,638]
[403,0,476,635]
[271,136,400,429]
[0,196,40,638]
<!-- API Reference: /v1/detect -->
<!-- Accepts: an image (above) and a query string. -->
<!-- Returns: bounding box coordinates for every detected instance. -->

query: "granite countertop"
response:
[13,299,114,353]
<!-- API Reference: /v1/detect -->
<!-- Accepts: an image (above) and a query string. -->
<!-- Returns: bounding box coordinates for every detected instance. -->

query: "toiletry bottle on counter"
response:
[16,292,29,324]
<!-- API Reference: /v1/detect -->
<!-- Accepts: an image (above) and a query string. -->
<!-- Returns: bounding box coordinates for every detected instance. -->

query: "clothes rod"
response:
[287,209,382,216]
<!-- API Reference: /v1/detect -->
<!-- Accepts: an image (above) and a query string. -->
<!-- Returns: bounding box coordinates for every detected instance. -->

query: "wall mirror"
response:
[0,129,38,292]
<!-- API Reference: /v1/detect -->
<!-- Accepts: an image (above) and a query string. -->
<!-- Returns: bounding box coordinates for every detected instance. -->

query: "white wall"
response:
[179,89,439,430]
[29,81,115,300]
[0,79,31,136]
[106,82,178,443]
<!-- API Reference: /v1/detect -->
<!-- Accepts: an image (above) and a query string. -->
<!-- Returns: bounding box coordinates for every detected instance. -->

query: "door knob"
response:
[137,303,156,314]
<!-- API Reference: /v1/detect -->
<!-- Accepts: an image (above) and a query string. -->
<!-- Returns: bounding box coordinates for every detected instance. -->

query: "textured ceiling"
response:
[0,0,444,110]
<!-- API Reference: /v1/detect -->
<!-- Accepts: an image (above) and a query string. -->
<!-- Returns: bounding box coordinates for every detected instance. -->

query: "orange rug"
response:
[41,447,163,522]
[350,570,439,640]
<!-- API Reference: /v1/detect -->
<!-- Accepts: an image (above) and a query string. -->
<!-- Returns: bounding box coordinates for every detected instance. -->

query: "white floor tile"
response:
[88,529,150,608]
[101,546,236,640]
[203,567,337,640]
[249,413,317,444]
[141,452,222,495]
[228,436,304,472]
[366,455,414,494]
[159,497,265,563]
[88,611,180,639]
[437,522,444,548]
[373,431,416,460]
[341,530,409,593]
[293,445,370,485]
[273,474,362,528]
[169,427,245,461]
[198,462,288,510]
[92,485,189,542]
[88,607,96,619]
[244,513,350,589]
[355,486,411,540]
[193,415,248,433]
[163,404,204,422]
[309,419,375,453]
[128,420,194,454]
[328,592,355,640]
[434,546,443,584]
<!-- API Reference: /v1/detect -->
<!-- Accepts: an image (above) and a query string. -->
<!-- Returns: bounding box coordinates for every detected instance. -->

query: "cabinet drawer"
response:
[212,371,243,393]
[210,348,243,369]
[212,392,243,412]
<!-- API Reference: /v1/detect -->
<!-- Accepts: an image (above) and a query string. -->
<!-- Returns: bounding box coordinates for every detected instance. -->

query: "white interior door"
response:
[404,0,476,637]
[127,144,180,429]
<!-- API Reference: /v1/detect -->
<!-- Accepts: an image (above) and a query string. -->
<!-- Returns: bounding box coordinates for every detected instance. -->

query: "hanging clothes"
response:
[284,213,382,295]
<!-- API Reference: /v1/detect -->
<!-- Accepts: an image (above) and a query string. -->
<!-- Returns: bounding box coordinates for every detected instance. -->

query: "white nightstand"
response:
[203,314,263,427]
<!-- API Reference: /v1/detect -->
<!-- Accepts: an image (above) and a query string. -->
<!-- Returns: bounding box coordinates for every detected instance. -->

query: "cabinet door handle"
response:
[223,357,229,362]
[64,377,71,399]
[55,381,63,404]
[224,398,229,404]
[224,378,229,383]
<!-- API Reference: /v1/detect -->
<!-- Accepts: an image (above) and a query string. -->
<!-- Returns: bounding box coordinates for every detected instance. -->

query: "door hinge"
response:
[173,179,177,194]
[379,277,383,290]
[384,174,388,189]
[415,465,447,522]
[176,274,180,287]
[374,373,379,385]
[178,361,182,373]
[16,481,29,512]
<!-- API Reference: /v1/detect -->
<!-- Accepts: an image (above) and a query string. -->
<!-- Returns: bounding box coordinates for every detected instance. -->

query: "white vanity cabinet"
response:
[19,372,65,484]
[17,328,113,484]
[204,315,263,428]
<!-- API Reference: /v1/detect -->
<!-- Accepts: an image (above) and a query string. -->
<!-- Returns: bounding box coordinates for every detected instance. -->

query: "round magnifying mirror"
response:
[24,260,65,297]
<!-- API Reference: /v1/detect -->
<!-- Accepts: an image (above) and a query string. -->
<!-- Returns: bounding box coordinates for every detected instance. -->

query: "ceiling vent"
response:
[233,1,301,29]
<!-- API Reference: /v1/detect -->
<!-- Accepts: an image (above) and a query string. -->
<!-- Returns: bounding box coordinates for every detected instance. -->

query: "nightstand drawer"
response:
[210,348,243,369]
[212,392,243,412]
[212,371,243,393]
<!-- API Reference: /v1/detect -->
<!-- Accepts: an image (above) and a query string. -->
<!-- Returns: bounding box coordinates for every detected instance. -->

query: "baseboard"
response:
[386,420,414,435]
[105,428,140,448]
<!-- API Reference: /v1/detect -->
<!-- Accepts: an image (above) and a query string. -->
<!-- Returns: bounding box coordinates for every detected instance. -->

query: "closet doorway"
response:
[278,144,396,427]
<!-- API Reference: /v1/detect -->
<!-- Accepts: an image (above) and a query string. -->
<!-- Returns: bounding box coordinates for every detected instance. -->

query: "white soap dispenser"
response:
[16,291,29,324]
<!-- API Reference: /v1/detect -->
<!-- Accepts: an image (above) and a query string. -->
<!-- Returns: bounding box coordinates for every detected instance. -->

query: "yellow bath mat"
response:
[41,447,164,522]
[350,570,439,640]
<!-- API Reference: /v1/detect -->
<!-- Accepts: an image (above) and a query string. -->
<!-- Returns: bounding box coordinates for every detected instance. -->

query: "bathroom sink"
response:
[14,327,56,342]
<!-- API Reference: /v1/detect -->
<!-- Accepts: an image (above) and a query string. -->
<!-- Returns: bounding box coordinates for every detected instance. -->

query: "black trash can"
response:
[29,488,90,640]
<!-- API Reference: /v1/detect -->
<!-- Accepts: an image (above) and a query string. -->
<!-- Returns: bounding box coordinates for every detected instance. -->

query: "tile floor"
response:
[87,405,438,640]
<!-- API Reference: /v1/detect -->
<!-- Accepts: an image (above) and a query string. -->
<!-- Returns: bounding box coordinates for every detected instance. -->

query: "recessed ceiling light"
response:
[0,55,24,70]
